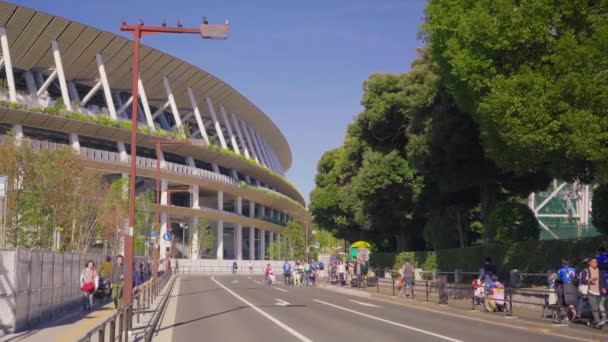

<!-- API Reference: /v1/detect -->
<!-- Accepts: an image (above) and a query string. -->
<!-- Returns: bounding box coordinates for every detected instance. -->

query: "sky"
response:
[15,0,426,203]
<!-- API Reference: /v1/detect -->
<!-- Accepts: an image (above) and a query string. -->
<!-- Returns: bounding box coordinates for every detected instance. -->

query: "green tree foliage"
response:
[267,221,308,260]
[592,184,608,235]
[423,0,608,181]
[487,200,540,243]
[195,219,216,258]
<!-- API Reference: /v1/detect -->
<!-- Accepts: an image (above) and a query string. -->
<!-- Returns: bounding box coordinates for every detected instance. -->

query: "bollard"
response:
[110,316,116,340]
[454,269,463,284]
[510,269,521,288]
[98,325,105,342]
[425,281,429,302]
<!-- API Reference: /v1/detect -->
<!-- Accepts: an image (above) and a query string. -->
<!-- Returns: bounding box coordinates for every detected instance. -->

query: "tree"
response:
[592,184,608,235]
[194,219,215,258]
[487,200,540,243]
[267,221,307,260]
[423,0,608,181]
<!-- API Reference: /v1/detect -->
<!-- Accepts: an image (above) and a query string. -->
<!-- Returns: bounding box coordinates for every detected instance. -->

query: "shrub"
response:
[487,200,540,243]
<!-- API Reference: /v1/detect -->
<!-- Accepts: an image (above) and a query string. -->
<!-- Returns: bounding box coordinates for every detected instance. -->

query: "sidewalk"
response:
[0,279,172,342]
[317,282,608,341]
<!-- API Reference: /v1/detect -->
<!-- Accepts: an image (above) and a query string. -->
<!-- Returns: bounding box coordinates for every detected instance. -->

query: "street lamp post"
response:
[120,19,229,305]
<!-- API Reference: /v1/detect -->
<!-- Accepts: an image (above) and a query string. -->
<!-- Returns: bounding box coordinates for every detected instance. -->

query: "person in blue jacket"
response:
[556,259,578,321]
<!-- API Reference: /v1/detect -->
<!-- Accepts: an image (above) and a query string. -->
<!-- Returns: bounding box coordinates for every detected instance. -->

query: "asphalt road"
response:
[155,275,600,342]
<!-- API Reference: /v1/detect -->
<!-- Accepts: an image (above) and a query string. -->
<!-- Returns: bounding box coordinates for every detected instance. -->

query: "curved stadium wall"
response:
[0,2,307,261]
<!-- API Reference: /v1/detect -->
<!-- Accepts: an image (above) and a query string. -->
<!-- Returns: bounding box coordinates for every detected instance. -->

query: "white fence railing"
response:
[174,259,286,275]
[0,249,104,334]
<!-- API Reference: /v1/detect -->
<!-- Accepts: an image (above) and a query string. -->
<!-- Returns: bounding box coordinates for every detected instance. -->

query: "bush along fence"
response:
[371,236,608,280]
[0,248,104,334]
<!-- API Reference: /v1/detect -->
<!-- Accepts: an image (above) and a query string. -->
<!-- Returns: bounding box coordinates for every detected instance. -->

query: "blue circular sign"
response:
[162,233,172,241]
[150,231,157,238]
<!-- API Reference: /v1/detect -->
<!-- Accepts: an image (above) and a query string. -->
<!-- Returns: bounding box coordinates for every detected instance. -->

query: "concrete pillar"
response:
[269,231,274,260]
[0,27,16,103]
[190,216,199,260]
[260,228,266,261]
[96,53,117,119]
[69,133,80,153]
[51,41,71,111]
[159,179,170,254]
[206,97,227,148]
[277,234,281,260]
[217,191,224,260]
[249,201,255,260]
[13,124,23,145]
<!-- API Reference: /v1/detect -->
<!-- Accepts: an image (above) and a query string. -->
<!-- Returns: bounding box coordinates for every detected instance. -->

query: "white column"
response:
[80,81,101,107]
[159,179,170,254]
[216,191,224,260]
[0,27,16,103]
[51,41,72,111]
[69,133,80,153]
[68,81,80,103]
[264,139,282,173]
[24,71,38,99]
[191,216,199,260]
[240,120,260,164]
[249,201,255,260]
[187,88,210,144]
[96,53,117,119]
[138,76,155,129]
[258,134,276,172]
[13,124,23,145]
[269,232,274,260]
[206,97,227,148]
[249,128,271,169]
[260,229,266,261]
[249,127,268,168]
[236,196,243,260]
[163,77,183,131]
[232,114,250,159]
[220,106,240,154]
[116,95,133,117]
[117,142,128,162]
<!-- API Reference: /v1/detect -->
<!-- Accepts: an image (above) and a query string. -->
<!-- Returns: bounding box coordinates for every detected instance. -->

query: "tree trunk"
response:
[480,181,499,242]
[395,231,408,252]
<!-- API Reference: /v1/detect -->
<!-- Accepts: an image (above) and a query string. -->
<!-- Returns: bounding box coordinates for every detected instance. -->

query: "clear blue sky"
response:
[16,0,426,203]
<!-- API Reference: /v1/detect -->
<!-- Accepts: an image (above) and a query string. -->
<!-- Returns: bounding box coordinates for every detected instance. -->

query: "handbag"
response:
[82,281,95,293]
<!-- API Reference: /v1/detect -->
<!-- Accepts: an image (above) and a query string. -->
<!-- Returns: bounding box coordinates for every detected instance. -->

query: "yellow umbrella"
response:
[350,241,372,248]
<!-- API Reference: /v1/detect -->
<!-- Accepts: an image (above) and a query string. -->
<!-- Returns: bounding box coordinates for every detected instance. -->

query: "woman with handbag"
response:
[80,260,99,311]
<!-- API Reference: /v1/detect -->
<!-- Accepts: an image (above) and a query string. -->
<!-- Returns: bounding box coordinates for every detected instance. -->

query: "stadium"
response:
[0,2,308,260]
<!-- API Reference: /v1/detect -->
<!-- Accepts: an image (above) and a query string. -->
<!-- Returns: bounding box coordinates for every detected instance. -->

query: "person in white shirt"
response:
[337,260,346,286]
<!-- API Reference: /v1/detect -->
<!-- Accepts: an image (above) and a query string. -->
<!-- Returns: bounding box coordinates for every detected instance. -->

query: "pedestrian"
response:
[556,258,578,321]
[111,255,125,310]
[159,252,172,277]
[337,260,346,286]
[249,260,254,276]
[580,257,607,328]
[283,260,292,285]
[80,260,99,311]
[303,260,311,286]
[233,261,238,274]
[99,256,113,280]
[481,257,497,283]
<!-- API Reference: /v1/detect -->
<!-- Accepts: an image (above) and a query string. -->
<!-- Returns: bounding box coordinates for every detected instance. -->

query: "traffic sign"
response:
[150,231,157,238]
[162,233,172,241]
[313,242,320,248]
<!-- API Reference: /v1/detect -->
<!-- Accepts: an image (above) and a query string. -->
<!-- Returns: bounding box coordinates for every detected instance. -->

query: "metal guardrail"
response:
[77,271,174,342]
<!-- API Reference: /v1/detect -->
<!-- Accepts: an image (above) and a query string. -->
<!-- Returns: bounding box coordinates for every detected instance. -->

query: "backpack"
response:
[319,262,325,270]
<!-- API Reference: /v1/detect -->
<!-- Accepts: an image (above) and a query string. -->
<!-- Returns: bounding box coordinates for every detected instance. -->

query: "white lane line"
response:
[275,299,290,306]
[314,299,462,342]
[212,277,312,342]
[253,280,261,284]
[349,299,382,308]
[275,287,288,293]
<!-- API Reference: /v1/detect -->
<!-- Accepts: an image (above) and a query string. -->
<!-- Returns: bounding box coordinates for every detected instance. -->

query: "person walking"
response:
[283,260,292,285]
[402,259,414,297]
[99,256,113,279]
[249,260,254,277]
[80,260,99,311]
[233,261,238,275]
[111,255,125,310]
[303,260,311,287]
[337,260,346,286]
[581,257,607,328]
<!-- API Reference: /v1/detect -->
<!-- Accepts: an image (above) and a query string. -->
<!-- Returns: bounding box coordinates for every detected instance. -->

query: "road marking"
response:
[276,287,288,293]
[254,280,261,284]
[275,299,290,306]
[314,299,462,342]
[231,280,240,284]
[212,277,312,342]
[349,299,382,308]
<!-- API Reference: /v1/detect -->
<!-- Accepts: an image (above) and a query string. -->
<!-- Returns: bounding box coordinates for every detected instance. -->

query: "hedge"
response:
[370,236,608,280]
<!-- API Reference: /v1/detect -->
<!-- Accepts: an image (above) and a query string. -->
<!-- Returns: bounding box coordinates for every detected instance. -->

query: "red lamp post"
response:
[120,19,229,306]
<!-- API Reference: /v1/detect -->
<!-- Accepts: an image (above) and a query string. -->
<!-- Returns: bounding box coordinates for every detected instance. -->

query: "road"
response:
[155,275,597,342]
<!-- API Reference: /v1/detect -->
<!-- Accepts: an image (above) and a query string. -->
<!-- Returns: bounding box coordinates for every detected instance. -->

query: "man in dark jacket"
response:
[111,255,124,309]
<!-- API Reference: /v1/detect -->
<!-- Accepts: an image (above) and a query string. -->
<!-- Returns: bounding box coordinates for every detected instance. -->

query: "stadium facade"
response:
[0,2,308,260]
